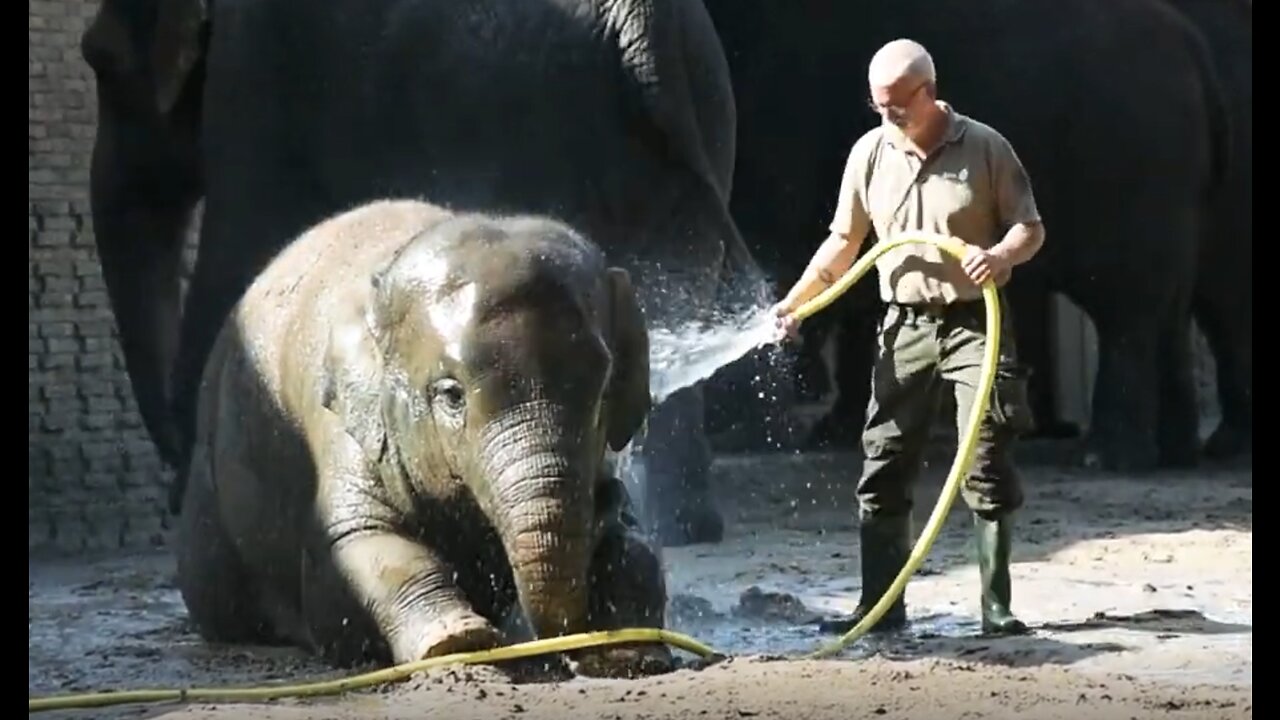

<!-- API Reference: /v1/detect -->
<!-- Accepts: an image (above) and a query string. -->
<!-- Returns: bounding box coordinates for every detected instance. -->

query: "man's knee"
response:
[856,489,913,518]
[857,428,925,517]
[962,362,1033,516]
[961,432,1025,517]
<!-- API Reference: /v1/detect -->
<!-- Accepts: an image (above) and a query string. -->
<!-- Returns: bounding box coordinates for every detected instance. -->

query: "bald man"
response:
[771,39,1045,636]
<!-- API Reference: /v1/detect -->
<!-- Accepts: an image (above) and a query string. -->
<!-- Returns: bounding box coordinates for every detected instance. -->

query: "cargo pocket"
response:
[990,366,1036,435]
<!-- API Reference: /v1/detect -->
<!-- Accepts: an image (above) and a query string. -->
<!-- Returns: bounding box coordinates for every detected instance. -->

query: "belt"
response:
[889,298,985,323]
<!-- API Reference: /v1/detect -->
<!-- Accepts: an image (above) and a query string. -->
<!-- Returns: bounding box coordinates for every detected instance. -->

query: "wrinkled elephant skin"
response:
[176,199,671,676]
[702,0,1236,472]
[81,0,762,548]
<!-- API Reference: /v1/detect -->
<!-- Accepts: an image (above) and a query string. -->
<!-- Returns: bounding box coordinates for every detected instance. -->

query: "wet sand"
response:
[29,448,1252,719]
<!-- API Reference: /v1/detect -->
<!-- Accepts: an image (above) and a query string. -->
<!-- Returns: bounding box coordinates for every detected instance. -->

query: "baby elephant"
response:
[174,198,670,677]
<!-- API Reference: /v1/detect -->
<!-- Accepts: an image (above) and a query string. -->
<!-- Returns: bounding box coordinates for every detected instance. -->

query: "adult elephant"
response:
[1159,0,1252,460]
[701,0,1230,472]
[79,0,763,547]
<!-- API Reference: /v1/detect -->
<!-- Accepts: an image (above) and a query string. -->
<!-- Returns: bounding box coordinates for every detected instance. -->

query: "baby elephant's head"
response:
[367,213,650,638]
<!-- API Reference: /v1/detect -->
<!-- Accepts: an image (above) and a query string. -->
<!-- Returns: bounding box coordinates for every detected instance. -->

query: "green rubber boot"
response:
[818,512,912,635]
[974,512,1030,636]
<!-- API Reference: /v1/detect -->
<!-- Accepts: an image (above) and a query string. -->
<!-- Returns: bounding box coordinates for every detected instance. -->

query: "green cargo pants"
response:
[855,293,1035,520]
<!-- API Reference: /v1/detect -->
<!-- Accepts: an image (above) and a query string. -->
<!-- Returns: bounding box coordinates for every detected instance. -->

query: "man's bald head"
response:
[866,38,944,139]
[868,38,936,88]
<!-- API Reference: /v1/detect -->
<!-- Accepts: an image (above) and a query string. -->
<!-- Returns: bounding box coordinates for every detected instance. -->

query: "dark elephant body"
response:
[703,0,1229,471]
[81,0,759,546]
[178,198,670,673]
[1161,0,1252,459]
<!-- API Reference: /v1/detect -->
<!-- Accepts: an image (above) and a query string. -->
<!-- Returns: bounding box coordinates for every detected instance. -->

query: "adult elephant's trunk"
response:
[87,115,202,470]
[80,0,207,472]
[482,406,595,639]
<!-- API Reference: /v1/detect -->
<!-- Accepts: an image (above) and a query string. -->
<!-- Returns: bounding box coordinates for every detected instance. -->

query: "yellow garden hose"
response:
[28,628,720,713]
[28,232,999,713]
[785,231,1002,660]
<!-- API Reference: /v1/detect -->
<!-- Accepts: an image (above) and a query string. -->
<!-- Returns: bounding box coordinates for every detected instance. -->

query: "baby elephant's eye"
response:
[431,378,467,414]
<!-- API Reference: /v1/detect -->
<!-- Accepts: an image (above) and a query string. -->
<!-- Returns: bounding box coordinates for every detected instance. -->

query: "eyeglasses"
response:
[867,80,928,114]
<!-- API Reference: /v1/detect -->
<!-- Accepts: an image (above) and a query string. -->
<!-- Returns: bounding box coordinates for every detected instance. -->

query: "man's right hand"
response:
[770,301,802,343]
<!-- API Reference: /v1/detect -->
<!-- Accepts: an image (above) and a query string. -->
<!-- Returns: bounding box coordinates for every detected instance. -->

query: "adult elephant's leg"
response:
[795,317,835,402]
[820,290,881,447]
[613,244,729,546]
[641,385,721,546]
[1008,284,1080,439]
[701,210,812,453]
[804,275,878,450]
[1065,107,1204,472]
[1155,303,1201,468]
[1124,197,1202,468]
[703,345,801,453]
[1193,202,1252,460]
[620,229,735,546]
[1078,209,1202,471]
[1195,289,1253,459]
[1082,309,1162,472]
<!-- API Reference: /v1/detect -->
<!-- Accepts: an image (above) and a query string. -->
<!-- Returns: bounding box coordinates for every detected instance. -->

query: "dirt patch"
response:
[29,451,1252,719]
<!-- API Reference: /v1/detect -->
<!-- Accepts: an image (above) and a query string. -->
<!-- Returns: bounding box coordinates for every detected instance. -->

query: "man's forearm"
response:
[990,221,1045,266]
[780,232,864,311]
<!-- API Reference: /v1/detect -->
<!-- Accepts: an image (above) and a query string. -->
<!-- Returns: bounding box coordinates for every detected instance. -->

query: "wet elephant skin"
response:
[176,199,672,675]
[700,0,1237,472]
[80,0,760,549]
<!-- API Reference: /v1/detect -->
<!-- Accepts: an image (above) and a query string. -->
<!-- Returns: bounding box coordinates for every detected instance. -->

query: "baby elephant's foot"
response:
[413,611,505,661]
[569,642,674,679]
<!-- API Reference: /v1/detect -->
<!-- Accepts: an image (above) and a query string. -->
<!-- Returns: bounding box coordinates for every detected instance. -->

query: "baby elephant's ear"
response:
[604,267,651,452]
[321,302,388,462]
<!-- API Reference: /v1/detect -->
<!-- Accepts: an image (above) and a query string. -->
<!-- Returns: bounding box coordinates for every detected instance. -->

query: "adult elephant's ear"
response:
[150,0,209,115]
[604,267,651,452]
[81,0,208,117]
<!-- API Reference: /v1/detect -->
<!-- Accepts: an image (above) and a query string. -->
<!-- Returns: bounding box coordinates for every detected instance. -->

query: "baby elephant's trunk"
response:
[482,403,595,639]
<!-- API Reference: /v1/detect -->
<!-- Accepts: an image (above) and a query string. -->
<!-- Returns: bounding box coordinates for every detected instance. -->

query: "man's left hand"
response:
[960,244,1012,286]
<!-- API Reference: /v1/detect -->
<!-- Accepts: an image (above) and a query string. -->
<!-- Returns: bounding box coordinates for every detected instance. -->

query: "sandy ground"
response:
[29,445,1252,720]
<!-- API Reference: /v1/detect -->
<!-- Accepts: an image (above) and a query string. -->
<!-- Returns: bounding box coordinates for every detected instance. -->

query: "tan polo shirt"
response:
[828,102,1042,304]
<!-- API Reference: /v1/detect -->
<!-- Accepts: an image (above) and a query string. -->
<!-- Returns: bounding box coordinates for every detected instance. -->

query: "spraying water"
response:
[610,299,784,531]
[647,303,781,405]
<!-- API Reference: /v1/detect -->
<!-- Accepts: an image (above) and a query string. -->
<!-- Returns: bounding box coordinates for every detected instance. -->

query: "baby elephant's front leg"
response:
[308,531,503,666]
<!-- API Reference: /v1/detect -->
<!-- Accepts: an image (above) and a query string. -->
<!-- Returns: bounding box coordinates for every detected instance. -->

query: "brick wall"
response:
[29,0,181,555]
